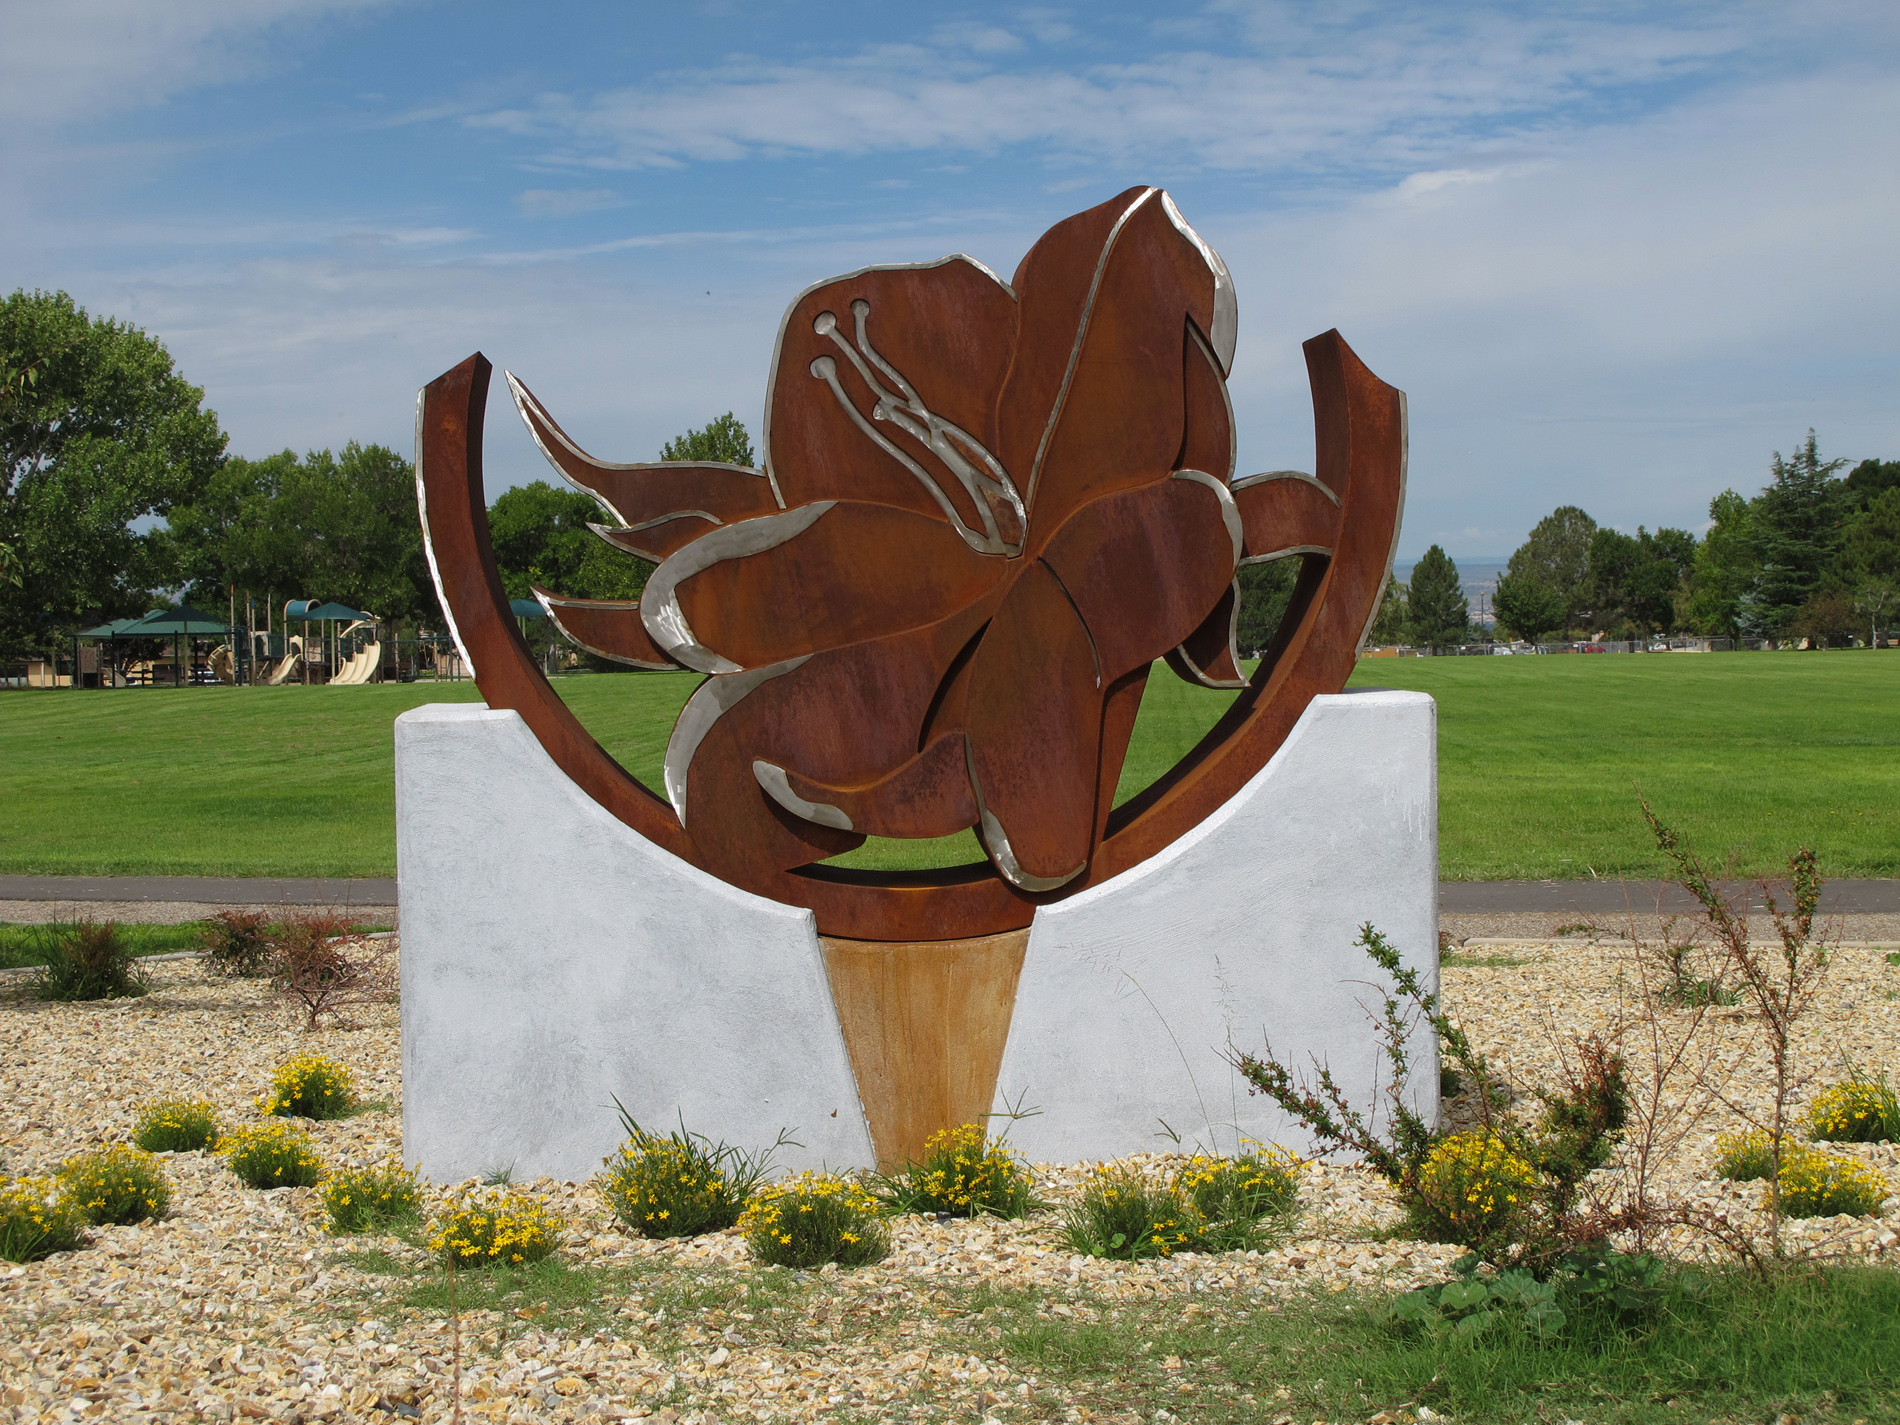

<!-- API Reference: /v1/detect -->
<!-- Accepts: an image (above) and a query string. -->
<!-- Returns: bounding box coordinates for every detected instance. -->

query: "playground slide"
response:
[262,635,304,685]
[330,641,382,685]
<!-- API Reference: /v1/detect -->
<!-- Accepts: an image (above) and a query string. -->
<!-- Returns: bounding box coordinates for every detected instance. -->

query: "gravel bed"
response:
[3,940,1898,1424]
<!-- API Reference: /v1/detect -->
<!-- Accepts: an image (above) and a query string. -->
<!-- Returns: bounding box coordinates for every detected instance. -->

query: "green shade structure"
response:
[123,605,236,636]
[286,600,372,622]
[510,599,548,619]
[74,616,149,638]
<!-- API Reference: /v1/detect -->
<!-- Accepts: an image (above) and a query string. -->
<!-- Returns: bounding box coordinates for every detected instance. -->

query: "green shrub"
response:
[321,1160,422,1234]
[0,1177,85,1262]
[1062,1164,1209,1261]
[1386,1248,1679,1342]
[1174,1143,1302,1222]
[27,919,147,1002]
[595,1112,783,1239]
[221,1121,324,1189]
[1806,1073,1899,1145]
[56,1145,171,1225]
[196,909,275,978]
[260,1053,355,1120]
[1776,1150,1891,1219]
[1410,1132,1540,1252]
[132,1099,221,1153]
[739,1172,889,1268]
[428,1187,561,1267]
[1713,1128,1778,1182]
[878,1123,1037,1219]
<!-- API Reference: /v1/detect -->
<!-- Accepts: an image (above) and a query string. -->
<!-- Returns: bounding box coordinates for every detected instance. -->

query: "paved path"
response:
[3,874,1897,912]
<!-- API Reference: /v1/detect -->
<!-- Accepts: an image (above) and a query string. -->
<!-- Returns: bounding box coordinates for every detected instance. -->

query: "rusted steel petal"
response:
[671,597,1000,884]
[963,562,1104,891]
[1232,470,1341,561]
[1000,188,1237,538]
[651,500,1007,674]
[757,730,978,841]
[1176,325,1237,483]
[531,587,678,670]
[1092,665,1150,841]
[508,371,779,558]
[1038,471,1241,680]
[769,256,1023,551]
[1166,582,1245,689]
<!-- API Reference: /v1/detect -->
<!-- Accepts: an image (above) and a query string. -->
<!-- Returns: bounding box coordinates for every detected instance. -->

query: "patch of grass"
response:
[0,920,207,970]
[1440,951,1534,968]
[3,652,1897,878]
[962,1265,1900,1424]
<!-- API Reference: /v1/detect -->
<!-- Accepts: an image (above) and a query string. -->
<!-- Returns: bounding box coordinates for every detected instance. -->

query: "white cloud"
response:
[0,0,403,126]
[460,7,1786,173]
[515,188,626,219]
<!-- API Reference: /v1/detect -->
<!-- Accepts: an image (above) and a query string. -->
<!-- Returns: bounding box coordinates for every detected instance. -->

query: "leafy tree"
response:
[1745,430,1847,639]
[1584,525,1694,636]
[487,480,650,605]
[1787,589,1857,649]
[160,443,439,633]
[1234,557,1301,655]
[1504,506,1595,633]
[1367,572,1407,645]
[1405,545,1469,649]
[1492,572,1565,641]
[1840,486,1900,590]
[1842,457,1900,513]
[660,412,755,467]
[1683,489,1756,637]
[1,290,226,655]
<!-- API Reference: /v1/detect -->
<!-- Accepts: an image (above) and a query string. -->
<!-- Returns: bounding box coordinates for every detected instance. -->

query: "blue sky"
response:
[4,1,1896,558]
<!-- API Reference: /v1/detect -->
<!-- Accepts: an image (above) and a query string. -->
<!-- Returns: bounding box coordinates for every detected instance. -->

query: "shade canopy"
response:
[286,600,373,622]
[74,616,150,639]
[510,599,548,619]
[119,606,234,636]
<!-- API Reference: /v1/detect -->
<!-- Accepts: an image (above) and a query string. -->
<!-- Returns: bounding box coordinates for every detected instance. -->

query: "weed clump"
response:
[0,1178,85,1262]
[56,1145,171,1225]
[321,1160,422,1235]
[1713,1128,1777,1182]
[261,1053,356,1120]
[1775,1151,1891,1219]
[739,1173,889,1269]
[1174,1142,1301,1223]
[878,1123,1037,1219]
[196,910,276,978]
[221,1121,324,1189]
[1806,1074,1899,1145]
[429,1187,561,1267]
[596,1108,787,1239]
[28,919,146,1002]
[132,1099,221,1153]
[1062,1163,1207,1260]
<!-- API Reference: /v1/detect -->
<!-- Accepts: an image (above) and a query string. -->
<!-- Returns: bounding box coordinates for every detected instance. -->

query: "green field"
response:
[1,651,1895,880]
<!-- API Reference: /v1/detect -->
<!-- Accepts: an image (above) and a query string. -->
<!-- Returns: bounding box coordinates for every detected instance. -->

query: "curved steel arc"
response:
[414,326,1402,943]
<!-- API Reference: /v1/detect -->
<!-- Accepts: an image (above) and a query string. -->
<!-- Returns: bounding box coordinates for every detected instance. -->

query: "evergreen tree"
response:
[1234,557,1301,655]
[1405,545,1469,649]
[1745,430,1847,637]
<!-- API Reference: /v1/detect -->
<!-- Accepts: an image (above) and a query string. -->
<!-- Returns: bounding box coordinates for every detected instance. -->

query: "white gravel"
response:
[2,936,1896,1425]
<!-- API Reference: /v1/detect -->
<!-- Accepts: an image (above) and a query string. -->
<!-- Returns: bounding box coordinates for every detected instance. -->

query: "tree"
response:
[1842,457,1900,514]
[660,412,755,466]
[1492,572,1564,641]
[1367,572,1407,645]
[1839,485,1900,589]
[488,480,650,605]
[1405,545,1469,649]
[1,290,226,655]
[1505,506,1596,634]
[1746,429,1847,639]
[159,443,441,634]
[1234,557,1301,655]
[1584,525,1694,636]
[1683,489,1756,637]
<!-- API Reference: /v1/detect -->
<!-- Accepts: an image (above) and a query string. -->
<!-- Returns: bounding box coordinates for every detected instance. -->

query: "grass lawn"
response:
[0,920,207,969]
[0,650,1894,879]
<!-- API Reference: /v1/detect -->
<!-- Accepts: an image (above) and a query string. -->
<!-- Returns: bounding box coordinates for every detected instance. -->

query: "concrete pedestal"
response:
[396,690,1436,1181]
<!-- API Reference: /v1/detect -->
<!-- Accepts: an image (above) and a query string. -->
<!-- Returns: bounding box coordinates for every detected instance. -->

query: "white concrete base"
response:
[995,689,1439,1163]
[396,689,1436,1181]
[396,705,875,1183]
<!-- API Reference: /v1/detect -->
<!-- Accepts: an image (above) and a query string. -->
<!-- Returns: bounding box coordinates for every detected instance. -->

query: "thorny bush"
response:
[268,913,395,1030]
[195,909,275,978]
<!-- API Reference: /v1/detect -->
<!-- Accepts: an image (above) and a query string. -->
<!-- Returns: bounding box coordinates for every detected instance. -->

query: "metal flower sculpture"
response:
[418,186,1405,942]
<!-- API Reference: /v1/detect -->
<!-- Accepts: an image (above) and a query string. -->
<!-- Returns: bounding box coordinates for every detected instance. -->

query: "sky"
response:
[4,0,1896,559]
